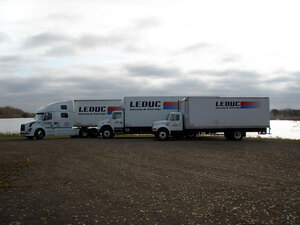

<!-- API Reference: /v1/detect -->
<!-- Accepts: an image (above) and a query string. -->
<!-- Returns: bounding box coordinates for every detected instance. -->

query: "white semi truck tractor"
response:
[152,97,270,141]
[20,99,122,139]
[97,96,185,138]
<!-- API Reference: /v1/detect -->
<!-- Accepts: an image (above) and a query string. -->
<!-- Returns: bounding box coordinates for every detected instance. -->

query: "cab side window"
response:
[170,114,179,121]
[61,105,68,110]
[112,112,122,119]
[44,112,52,120]
[61,113,68,118]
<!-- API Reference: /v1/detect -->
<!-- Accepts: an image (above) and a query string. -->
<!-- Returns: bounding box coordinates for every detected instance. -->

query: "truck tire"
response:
[34,129,45,140]
[79,128,88,138]
[224,131,232,140]
[102,127,114,139]
[231,130,244,141]
[157,128,169,141]
[88,128,98,138]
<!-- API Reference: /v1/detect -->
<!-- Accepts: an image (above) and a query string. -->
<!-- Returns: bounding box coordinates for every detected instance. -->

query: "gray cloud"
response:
[0,55,23,64]
[0,55,35,75]
[183,42,215,53]
[190,69,261,78]
[220,55,241,63]
[76,33,127,48]
[22,31,135,52]
[1,67,300,112]
[47,13,80,22]
[134,17,160,29]
[44,45,77,57]
[0,32,10,43]
[23,32,70,48]
[126,64,181,77]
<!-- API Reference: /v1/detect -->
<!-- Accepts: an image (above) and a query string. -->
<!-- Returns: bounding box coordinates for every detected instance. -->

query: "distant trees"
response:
[271,109,300,120]
[0,106,34,118]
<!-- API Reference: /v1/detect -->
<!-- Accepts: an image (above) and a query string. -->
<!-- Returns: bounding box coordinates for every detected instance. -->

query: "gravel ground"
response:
[0,137,299,225]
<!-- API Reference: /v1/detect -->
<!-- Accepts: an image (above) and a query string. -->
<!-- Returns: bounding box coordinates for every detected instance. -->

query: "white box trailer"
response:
[20,99,122,139]
[97,96,185,138]
[152,97,270,141]
[73,100,122,127]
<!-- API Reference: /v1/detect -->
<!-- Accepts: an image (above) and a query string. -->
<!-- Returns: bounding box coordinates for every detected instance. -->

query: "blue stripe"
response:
[163,106,178,110]
[241,105,258,109]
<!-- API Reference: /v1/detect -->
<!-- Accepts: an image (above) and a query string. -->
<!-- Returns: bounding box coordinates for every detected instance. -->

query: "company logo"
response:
[130,101,161,108]
[107,106,123,115]
[79,106,107,113]
[163,102,179,110]
[78,106,122,116]
[128,100,179,111]
[216,101,260,109]
[129,101,161,111]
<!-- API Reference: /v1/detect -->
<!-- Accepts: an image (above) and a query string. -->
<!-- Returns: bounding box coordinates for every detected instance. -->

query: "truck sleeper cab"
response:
[20,101,77,139]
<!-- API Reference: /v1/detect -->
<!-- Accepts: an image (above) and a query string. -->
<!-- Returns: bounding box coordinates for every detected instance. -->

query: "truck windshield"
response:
[35,113,44,121]
[112,112,122,119]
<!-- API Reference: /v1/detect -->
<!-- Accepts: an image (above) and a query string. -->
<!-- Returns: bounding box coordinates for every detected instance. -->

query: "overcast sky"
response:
[1,0,300,112]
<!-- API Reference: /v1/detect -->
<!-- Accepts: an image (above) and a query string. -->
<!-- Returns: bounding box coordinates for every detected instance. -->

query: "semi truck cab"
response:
[20,101,77,139]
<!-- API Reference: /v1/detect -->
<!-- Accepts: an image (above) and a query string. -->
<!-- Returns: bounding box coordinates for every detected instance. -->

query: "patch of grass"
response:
[0,182,11,189]
[0,133,22,139]
[0,158,35,191]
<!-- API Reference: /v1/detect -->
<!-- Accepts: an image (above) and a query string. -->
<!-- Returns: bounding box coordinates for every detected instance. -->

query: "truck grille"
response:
[21,124,25,131]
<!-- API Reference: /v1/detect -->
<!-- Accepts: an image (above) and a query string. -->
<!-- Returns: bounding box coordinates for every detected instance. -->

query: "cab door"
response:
[42,112,57,136]
[169,113,183,131]
[59,112,74,135]
[52,112,61,136]
[111,111,123,131]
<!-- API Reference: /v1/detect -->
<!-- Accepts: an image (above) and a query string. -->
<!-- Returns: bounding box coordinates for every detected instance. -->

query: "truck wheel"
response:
[88,128,98,138]
[34,129,45,140]
[231,130,244,141]
[102,128,114,139]
[157,128,169,141]
[224,131,232,140]
[79,128,88,138]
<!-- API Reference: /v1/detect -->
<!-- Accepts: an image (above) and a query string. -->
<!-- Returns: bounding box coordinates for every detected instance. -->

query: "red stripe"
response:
[107,106,123,111]
[241,101,258,106]
[163,102,178,106]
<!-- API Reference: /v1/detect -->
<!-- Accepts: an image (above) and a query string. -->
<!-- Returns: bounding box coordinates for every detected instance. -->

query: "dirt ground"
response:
[0,136,299,225]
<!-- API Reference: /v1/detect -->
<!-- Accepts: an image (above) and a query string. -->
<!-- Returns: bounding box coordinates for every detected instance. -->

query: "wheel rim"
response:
[159,131,167,140]
[103,130,111,138]
[82,131,88,137]
[36,130,44,139]
[233,131,242,140]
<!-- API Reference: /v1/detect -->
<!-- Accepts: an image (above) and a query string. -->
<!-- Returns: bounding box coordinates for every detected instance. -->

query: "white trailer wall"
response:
[182,97,270,129]
[74,100,122,127]
[124,96,185,127]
